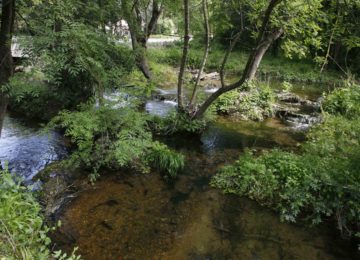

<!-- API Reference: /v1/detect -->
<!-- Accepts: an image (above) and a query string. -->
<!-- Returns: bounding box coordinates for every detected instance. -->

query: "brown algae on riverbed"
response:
[53,173,356,260]
[51,118,358,259]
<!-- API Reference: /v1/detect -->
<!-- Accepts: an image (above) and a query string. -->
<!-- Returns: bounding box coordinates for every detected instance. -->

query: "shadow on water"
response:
[51,113,358,259]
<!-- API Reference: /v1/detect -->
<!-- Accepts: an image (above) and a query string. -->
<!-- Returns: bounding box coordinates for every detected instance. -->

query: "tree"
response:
[177,0,189,109]
[121,0,163,79]
[318,0,360,76]
[0,0,16,136]
[190,0,283,118]
[182,0,324,119]
[189,0,210,107]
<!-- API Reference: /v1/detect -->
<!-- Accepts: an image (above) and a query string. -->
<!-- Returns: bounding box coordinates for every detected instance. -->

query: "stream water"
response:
[0,114,67,183]
[50,113,358,259]
[0,85,358,259]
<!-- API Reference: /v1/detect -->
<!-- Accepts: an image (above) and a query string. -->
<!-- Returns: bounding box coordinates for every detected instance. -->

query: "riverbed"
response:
[50,115,357,259]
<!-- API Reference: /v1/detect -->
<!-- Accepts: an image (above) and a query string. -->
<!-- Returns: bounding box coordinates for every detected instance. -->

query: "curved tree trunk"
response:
[193,0,283,119]
[177,0,190,110]
[0,0,16,137]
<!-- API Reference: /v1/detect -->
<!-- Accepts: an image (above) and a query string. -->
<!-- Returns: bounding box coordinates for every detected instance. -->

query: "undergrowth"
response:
[48,101,184,181]
[0,170,79,259]
[212,83,360,242]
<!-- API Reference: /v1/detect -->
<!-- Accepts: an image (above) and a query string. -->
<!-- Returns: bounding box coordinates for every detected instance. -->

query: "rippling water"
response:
[0,114,67,182]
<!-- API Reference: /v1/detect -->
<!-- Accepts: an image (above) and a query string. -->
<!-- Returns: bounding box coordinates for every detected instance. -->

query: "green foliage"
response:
[37,22,134,95]
[49,103,184,180]
[14,1,135,117]
[215,81,275,120]
[281,81,293,92]
[5,70,71,120]
[322,83,360,119]
[146,142,185,178]
[212,85,360,239]
[0,170,51,259]
[151,111,208,135]
[0,170,80,260]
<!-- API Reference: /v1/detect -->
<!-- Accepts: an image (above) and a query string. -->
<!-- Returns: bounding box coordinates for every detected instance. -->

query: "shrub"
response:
[212,117,360,236]
[49,102,184,181]
[5,70,85,120]
[146,142,185,178]
[150,111,209,135]
[322,83,360,119]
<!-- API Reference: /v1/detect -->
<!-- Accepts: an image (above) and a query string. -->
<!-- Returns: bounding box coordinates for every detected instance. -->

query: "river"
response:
[0,86,358,259]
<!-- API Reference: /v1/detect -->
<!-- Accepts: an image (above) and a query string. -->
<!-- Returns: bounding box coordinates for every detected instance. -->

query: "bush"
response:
[212,117,360,237]
[150,111,209,135]
[5,70,86,120]
[146,142,185,178]
[0,170,51,259]
[6,23,136,120]
[49,102,184,181]
[322,83,360,119]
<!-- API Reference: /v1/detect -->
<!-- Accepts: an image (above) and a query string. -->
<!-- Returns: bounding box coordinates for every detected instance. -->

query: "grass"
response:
[146,41,343,85]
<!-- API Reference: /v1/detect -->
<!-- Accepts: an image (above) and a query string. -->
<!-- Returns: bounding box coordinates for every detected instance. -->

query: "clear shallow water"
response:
[51,115,358,259]
[145,100,177,117]
[0,114,67,182]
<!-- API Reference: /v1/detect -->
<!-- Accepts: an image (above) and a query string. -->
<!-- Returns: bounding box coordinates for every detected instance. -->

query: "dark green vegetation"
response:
[1,0,360,257]
[212,84,360,241]
[49,103,184,181]
[0,169,79,259]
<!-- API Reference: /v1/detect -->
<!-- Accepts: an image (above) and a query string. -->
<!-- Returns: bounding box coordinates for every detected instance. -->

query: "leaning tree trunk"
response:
[189,0,210,107]
[193,0,283,119]
[177,0,190,110]
[0,0,16,137]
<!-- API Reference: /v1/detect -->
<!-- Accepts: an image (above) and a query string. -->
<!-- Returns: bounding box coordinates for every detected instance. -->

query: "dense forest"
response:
[0,0,360,259]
